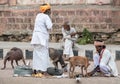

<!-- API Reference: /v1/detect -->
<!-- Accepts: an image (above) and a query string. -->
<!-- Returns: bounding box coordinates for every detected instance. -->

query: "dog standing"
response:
[49,48,67,72]
[69,56,90,78]
[1,47,26,70]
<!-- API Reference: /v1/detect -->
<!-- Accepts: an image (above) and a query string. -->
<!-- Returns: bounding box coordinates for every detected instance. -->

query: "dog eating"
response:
[1,47,26,70]
[49,48,67,72]
[69,56,90,78]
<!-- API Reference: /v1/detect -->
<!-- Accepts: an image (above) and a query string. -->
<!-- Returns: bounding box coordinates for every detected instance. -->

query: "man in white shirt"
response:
[88,40,118,77]
[31,3,53,75]
[62,21,78,60]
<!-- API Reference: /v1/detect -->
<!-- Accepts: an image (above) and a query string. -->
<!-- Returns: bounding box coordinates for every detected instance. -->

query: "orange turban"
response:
[40,3,51,13]
[94,41,104,46]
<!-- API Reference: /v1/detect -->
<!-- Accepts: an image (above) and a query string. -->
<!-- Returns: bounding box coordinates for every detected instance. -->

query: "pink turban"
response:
[94,41,104,46]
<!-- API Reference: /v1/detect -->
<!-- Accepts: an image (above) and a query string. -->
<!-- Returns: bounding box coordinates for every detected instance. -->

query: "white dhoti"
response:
[99,63,111,74]
[100,49,118,76]
[32,45,50,71]
[63,39,74,57]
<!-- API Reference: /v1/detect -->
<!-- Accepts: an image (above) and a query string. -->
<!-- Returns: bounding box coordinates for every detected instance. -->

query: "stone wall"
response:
[0,8,37,41]
[0,0,120,44]
[50,5,120,43]
[0,0,113,5]
[0,0,119,6]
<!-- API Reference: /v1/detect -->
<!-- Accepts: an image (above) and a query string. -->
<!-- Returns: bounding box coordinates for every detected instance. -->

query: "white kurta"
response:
[93,49,118,76]
[62,27,78,57]
[31,13,53,71]
[100,49,118,76]
[31,13,52,47]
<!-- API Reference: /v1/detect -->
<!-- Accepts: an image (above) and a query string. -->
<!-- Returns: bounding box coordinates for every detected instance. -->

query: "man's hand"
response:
[71,32,77,37]
[71,32,80,37]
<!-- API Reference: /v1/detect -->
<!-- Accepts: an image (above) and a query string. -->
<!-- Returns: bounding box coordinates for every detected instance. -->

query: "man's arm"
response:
[100,49,111,65]
[45,15,53,30]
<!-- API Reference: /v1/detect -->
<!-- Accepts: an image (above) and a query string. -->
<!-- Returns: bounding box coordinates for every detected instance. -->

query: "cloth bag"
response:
[13,65,33,77]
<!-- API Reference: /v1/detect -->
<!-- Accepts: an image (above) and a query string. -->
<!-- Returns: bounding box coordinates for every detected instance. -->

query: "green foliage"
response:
[77,28,93,45]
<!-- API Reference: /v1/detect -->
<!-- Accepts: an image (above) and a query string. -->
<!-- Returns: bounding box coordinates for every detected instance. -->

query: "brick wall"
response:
[51,7,120,33]
[1,6,119,34]
[1,0,120,6]
[0,5,120,43]
[0,0,8,5]
[0,9,37,34]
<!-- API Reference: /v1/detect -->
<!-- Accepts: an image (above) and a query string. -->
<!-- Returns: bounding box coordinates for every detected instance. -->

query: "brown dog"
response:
[1,47,26,70]
[69,56,90,78]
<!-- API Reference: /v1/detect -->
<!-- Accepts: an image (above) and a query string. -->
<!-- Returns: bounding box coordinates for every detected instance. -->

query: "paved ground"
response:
[0,59,120,84]
[0,42,120,84]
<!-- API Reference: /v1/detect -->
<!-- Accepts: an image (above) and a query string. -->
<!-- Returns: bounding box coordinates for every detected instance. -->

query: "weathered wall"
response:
[0,0,120,44]
[0,0,116,5]
[0,0,119,6]
[44,5,120,43]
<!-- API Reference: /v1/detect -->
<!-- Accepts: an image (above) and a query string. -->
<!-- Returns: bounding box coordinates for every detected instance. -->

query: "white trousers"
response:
[63,39,74,57]
[32,45,50,71]
[93,53,111,74]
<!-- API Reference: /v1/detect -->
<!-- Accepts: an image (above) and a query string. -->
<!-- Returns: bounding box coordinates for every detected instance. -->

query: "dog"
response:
[69,56,90,78]
[49,48,67,72]
[1,47,26,70]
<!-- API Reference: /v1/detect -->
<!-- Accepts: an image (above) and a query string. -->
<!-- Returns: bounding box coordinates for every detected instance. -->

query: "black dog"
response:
[49,48,67,72]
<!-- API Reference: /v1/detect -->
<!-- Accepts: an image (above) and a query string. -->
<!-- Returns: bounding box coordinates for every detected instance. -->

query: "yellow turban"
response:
[94,41,104,46]
[40,3,51,13]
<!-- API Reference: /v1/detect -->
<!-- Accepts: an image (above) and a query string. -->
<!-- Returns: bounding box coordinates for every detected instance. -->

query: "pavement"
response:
[0,59,120,84]
[0,42,120,84]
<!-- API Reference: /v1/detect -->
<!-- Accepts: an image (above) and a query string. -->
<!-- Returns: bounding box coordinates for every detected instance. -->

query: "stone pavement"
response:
[0,59,120,84]
[0,42,120,84]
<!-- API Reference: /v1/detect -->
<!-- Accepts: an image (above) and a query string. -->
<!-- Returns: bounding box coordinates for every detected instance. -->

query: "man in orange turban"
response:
[31,3,53,76]
[40,3,51,13]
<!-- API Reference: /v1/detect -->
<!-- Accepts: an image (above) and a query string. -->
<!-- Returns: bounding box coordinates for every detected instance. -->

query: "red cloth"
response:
[99,49,105,63]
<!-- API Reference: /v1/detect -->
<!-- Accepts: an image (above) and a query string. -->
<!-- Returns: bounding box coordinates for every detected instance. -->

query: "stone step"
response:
[0,42,120,60]
[0,47,120,60]
[114,38,120,42]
